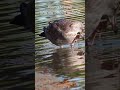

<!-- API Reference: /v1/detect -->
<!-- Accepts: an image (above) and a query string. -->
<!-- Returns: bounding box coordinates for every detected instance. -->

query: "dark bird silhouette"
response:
[10,0,34,32]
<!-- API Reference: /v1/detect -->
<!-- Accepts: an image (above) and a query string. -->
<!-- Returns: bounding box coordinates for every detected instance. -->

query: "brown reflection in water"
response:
[36,47,85,75]
[86,44,120,90]
[35,47,85,90]
[101,60,118,70]
[50,47,85,74]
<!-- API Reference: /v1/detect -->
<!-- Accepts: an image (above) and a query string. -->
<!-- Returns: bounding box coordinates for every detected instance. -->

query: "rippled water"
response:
[35,0,85,89]
[1,0,120,90]
[86,13,120,90]
[0,0,34,89]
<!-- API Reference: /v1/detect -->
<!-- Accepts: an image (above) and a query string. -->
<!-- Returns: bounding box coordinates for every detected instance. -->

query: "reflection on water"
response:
[86,15,120,89]
[0,0,34,89]
[35,0,85,89]
[35,47,85,89]
[36,47,85,75]
[86,45,120,90]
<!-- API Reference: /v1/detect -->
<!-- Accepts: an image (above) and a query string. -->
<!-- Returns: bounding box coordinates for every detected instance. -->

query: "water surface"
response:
[0,0,34,89]
[35,0,85,89]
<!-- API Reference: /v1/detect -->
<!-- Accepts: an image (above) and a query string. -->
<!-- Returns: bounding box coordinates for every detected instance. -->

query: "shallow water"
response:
[0,0,119,90]
[0,0,34,89]
[86,15,120,90]
[35,0,85,89]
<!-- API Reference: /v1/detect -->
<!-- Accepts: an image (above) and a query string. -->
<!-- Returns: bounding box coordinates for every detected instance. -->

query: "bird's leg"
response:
[112,16,115,29]
[70,43,74,48]
[109,16,118,34]
[113,15,118,34]
[97,30,101,40]
[91,31,97,45]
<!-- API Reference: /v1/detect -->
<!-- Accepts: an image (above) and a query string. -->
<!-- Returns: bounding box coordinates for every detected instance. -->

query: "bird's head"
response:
[39,27,47,37]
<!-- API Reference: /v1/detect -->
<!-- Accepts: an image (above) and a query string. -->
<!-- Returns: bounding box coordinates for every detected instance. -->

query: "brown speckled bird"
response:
[39,19,85,46]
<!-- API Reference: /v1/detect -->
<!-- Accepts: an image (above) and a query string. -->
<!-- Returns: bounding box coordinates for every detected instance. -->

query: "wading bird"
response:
[86,0,120,45]
[39,19,85,47]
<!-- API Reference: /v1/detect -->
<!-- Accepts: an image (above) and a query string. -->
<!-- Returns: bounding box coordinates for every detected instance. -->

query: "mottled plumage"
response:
[40,19,85,46]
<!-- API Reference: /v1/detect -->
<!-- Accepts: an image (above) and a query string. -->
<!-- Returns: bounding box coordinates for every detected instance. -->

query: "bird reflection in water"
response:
[51,47,85,74]
[36,47,85,76]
